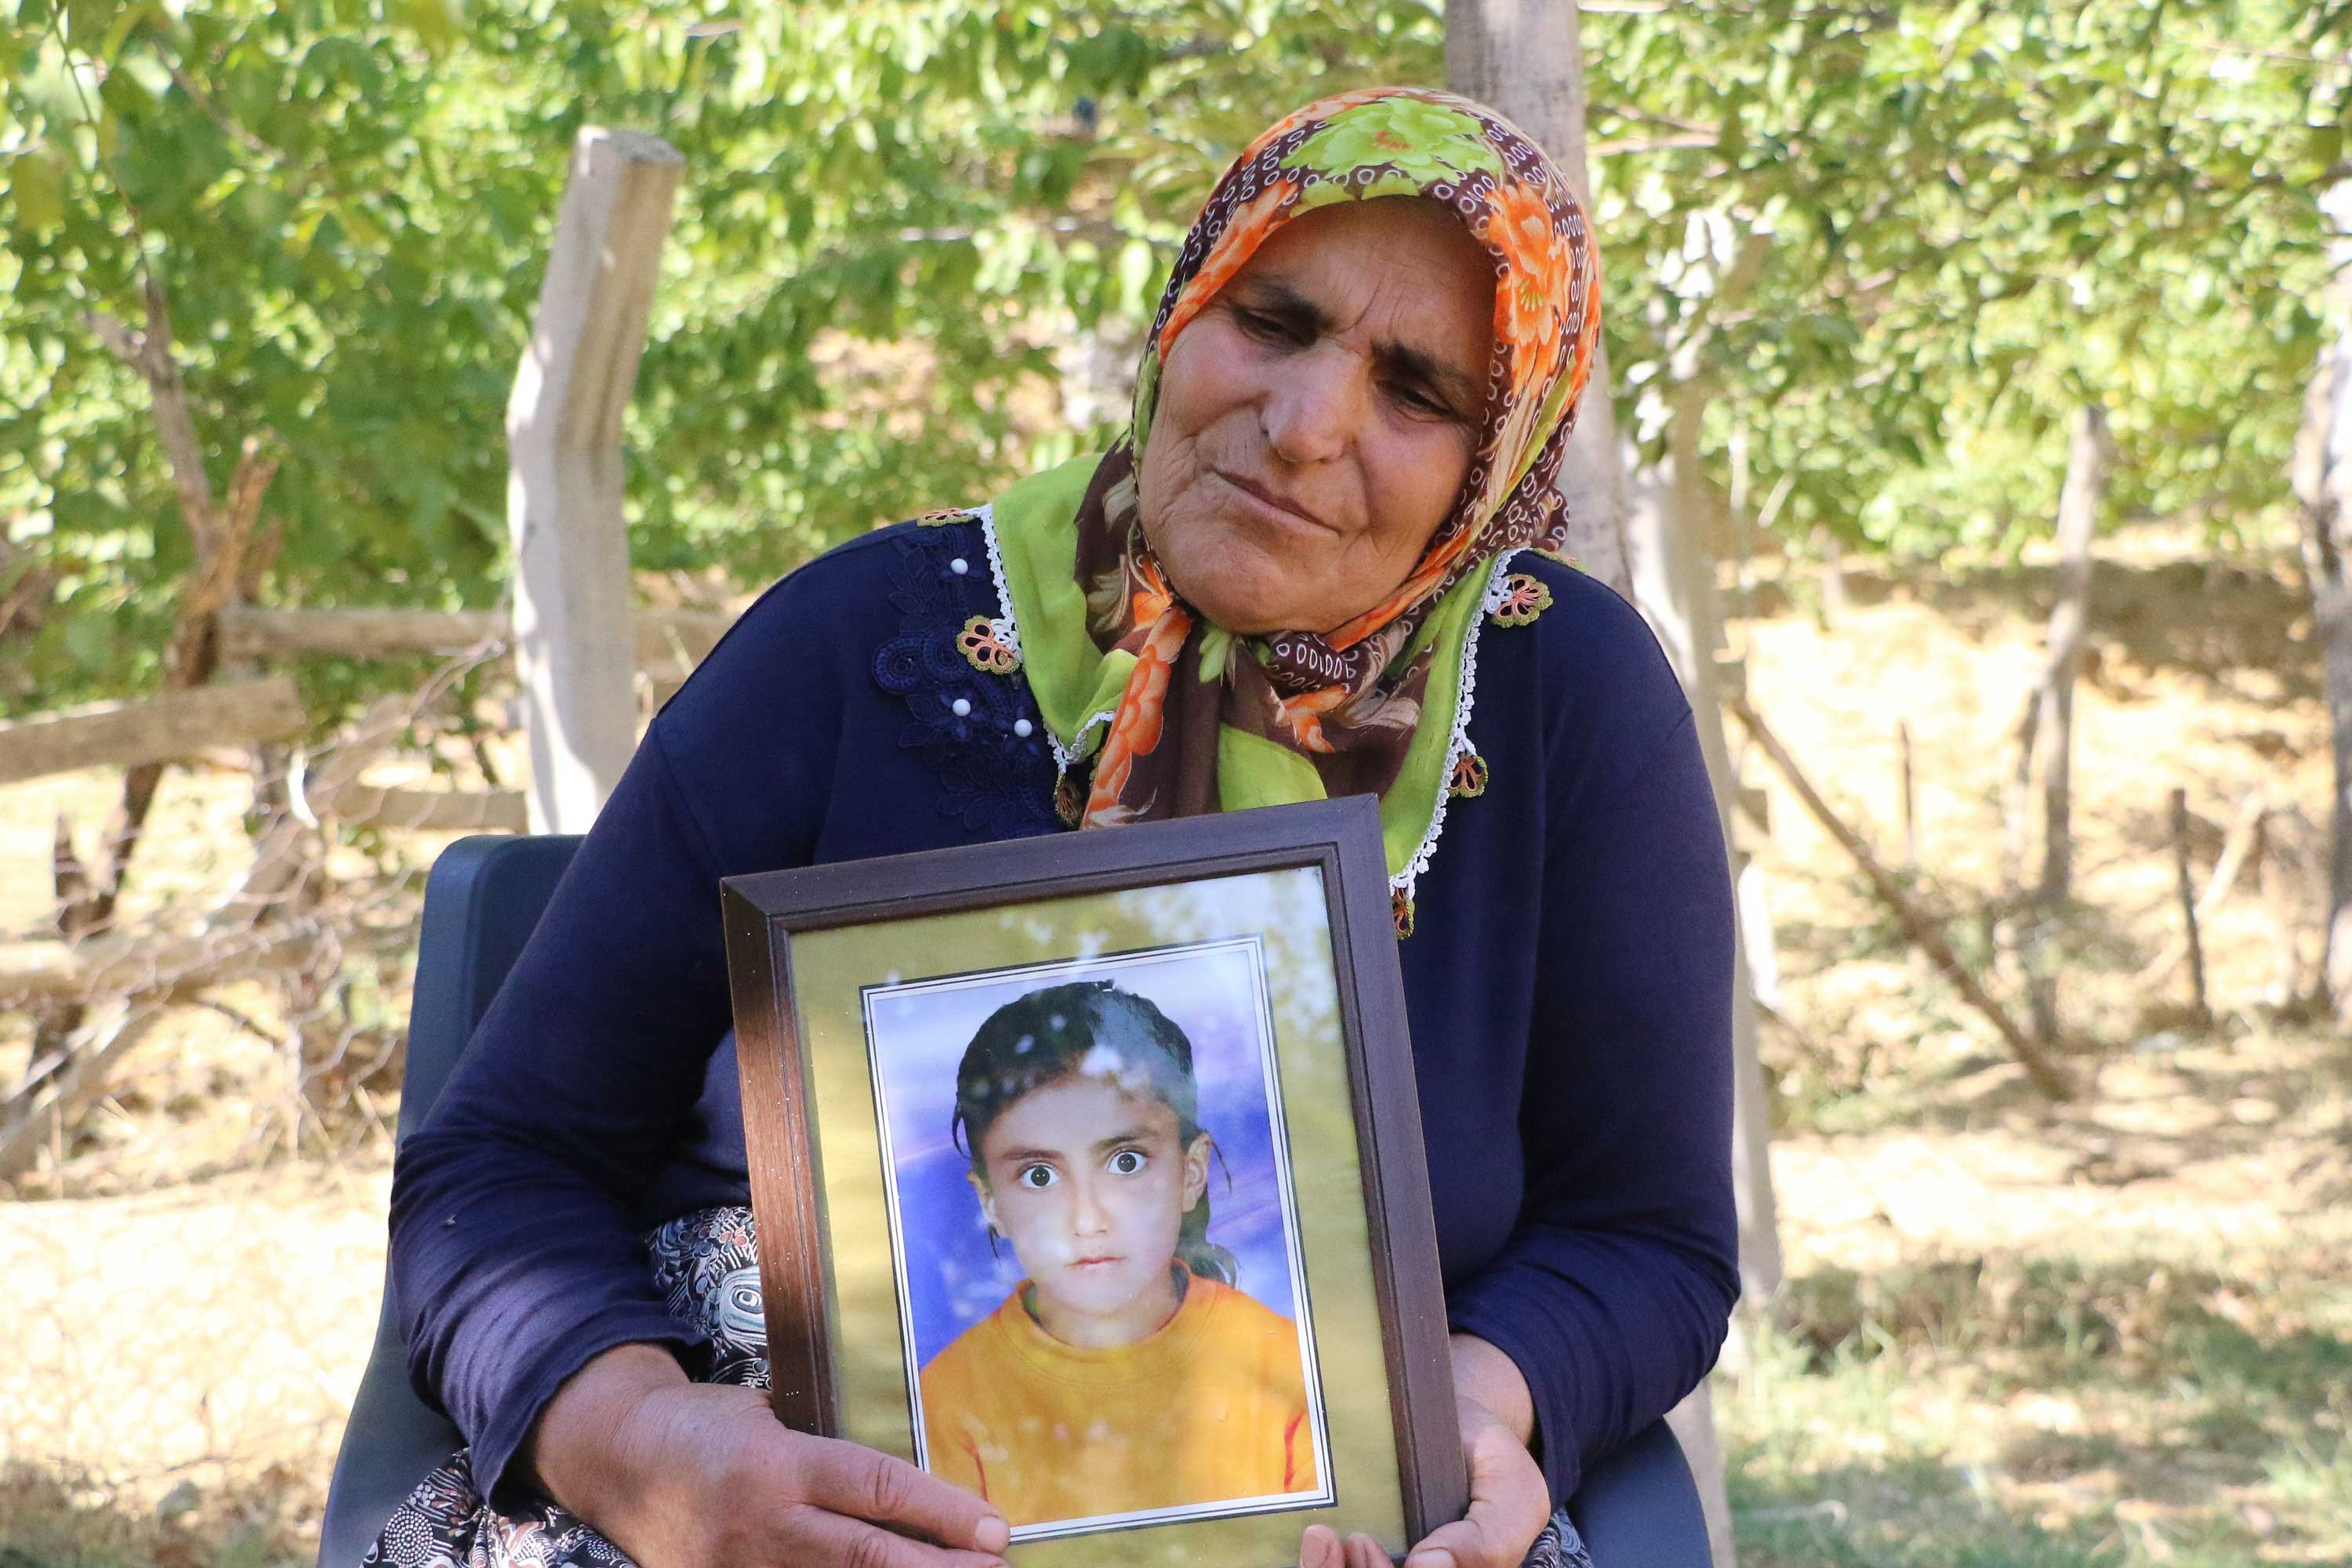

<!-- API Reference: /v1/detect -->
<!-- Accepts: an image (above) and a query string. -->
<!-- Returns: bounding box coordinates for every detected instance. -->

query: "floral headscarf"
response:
[985,87,1601,929]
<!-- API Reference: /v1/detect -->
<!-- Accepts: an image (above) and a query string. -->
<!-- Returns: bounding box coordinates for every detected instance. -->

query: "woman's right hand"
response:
[529,1344,1012,1568]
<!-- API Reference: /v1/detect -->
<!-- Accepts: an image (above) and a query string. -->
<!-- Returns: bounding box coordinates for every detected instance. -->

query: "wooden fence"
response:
[0,126,688,1183]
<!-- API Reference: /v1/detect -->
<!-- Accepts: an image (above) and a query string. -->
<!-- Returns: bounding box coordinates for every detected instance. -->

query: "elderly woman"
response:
[375,86,1737,1568]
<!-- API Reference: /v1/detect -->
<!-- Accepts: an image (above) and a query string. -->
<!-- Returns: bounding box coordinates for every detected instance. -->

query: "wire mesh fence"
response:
[0,633,539,1517]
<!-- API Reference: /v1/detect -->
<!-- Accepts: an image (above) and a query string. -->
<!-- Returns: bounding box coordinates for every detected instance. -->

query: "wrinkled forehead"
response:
[1155,167,1505,368]
[1137,87,1586,449]
[1220,194,1496,304]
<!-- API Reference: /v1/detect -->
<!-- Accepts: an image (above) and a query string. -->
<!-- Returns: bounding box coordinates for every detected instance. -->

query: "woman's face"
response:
[970,1072,1211,1348]
[1136,196,1496,636]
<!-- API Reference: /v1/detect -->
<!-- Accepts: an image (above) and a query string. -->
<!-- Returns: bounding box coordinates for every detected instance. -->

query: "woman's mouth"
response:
[1212,469,1334,536]
[1069,1254,1122,1269]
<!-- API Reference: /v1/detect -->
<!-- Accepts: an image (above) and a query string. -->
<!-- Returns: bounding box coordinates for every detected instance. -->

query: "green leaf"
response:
[396,0,462,55]
[1116,237,1154,318]
[61,611,111,672]
[7,148,67,231]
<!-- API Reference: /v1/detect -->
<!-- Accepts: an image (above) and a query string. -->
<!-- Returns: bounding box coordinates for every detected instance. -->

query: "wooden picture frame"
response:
[721,797,1465,1562]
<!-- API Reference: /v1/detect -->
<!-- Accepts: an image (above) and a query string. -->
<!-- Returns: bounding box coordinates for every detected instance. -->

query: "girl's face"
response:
[970,1072,1212,1349]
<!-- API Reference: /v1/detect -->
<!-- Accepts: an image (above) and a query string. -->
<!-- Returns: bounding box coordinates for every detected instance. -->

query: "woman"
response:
[377,85,1737,1568]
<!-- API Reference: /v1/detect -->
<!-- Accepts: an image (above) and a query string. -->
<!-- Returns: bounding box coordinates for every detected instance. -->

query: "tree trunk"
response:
[1445,0,1629,595]
[1603,336,1764,1568]
[2015,405,2108,1046]
[2292,187,2352,1022]
[25,281,278,1112]
[1630,378,1786,1303]
[1448,10,1735,1560]
[1812,526,1847,622]
[2034,405,2110,907]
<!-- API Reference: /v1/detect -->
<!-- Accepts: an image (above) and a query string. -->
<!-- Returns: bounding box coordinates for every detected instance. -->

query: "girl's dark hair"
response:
[952,978,1236,1284]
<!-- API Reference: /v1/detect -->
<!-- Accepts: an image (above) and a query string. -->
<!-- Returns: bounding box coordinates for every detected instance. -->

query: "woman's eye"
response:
[1018,1164,1057,1189]
[1108,1149,1147,1175]
[1233,307,1307,346]
[1390,383,1452,419]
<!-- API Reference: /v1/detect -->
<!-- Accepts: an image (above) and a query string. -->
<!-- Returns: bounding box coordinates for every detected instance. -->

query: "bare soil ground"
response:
[2,532,2345,1567]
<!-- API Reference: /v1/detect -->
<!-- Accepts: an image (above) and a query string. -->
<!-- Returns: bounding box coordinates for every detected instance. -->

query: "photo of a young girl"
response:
[861,942,1330,1539]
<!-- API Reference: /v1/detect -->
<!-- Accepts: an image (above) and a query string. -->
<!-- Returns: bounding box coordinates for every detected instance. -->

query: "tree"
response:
[2291,179,2352,1024]
[9,0,2346,1013]
[2,2,1459,714]
[1575,0,2330,568]
[1443,0,1628,588]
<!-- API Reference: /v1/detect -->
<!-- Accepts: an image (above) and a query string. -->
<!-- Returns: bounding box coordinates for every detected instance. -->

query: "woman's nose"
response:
[1261,345,1362,466]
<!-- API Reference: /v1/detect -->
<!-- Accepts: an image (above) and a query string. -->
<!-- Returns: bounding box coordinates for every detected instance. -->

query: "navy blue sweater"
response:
[392,518,1738,1512]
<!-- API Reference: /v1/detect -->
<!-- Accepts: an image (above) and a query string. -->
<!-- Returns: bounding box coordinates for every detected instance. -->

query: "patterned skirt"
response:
[366,1207,1595,1568]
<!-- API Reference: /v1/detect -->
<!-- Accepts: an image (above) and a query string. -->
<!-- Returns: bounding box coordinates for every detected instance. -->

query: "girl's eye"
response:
[1018,1164,1057,1189]
[1108,1149,1147,1175]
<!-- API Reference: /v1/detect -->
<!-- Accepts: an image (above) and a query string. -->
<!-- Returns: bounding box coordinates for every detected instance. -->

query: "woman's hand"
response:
[530,1344,1011,1568]
[1295,1334,1548,1568]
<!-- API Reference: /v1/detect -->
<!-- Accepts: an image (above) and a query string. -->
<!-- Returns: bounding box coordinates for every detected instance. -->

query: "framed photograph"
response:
[721,797,1464,1566]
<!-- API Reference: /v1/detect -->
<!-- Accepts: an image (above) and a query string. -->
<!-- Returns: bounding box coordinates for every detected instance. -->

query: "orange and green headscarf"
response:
[982,87,1602,930]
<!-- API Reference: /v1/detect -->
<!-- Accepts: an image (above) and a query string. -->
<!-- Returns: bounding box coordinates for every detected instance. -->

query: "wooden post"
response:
[2170,788,2212,1026]
[2136,789,2266,988]
[507,127,684,833]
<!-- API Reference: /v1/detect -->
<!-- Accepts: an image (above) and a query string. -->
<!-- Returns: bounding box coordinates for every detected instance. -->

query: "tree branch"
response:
[1589,131,1722,156]
[1728,693,2074,1100]
[157,49,296,172]
[85,310,147,368]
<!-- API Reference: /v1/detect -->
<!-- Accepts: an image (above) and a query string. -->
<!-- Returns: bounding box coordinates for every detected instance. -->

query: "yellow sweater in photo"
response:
[916,1276,1322,1528]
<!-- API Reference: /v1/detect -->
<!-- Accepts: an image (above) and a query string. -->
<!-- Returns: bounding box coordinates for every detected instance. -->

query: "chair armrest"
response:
[1566,1418,1712,1568]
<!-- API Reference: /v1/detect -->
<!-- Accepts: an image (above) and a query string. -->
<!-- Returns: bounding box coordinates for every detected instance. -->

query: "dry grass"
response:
[3,528,2347,1566]
[1722,531,2351,1566]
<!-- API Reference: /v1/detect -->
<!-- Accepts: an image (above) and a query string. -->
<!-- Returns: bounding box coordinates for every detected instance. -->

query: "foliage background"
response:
[6,0,2343,714]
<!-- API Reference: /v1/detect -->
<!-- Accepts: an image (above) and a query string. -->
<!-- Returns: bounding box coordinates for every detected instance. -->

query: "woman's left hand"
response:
[1295,1382,1548,1568]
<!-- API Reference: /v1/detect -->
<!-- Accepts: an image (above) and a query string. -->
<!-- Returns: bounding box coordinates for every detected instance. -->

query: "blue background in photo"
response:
[866,941,1301,1370]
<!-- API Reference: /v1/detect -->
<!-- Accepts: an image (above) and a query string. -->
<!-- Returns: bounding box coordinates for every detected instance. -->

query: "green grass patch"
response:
[1723,1255,2352,1566]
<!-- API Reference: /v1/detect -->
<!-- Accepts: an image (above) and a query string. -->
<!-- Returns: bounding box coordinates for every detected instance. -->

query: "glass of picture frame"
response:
[721,797,1464,1567]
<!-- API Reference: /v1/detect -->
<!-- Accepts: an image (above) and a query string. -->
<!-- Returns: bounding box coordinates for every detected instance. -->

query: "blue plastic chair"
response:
[320,835,1711,1568]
